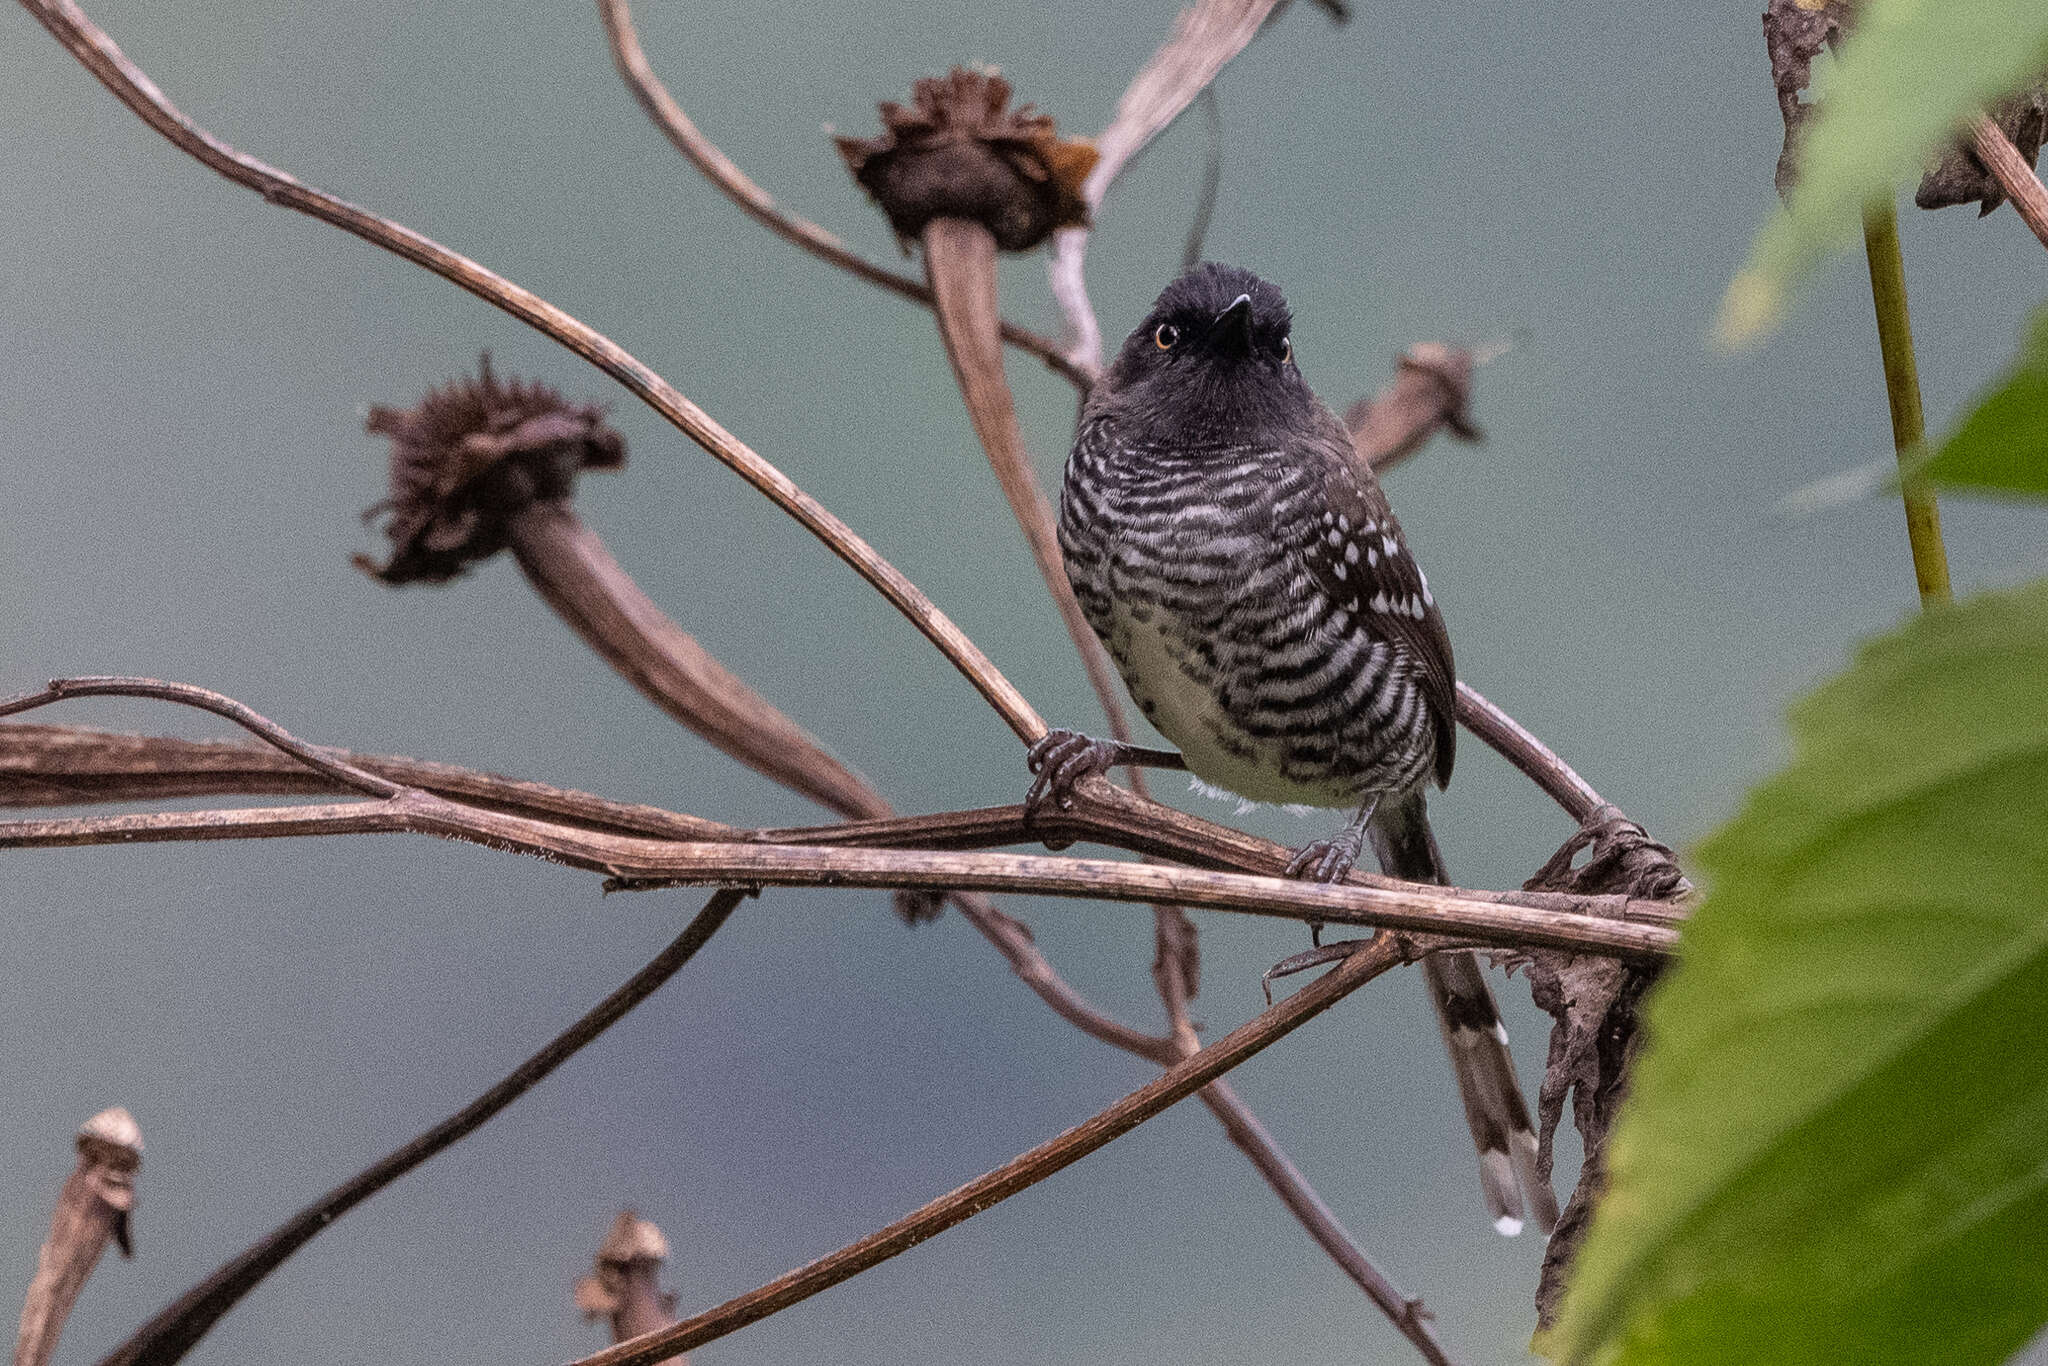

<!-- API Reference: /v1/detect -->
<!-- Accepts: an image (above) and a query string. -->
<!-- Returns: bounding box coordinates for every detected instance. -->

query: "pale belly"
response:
[1108,604,1355,809]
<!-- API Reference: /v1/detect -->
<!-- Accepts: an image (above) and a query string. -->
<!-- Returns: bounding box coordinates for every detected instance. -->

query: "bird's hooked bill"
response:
[1209,293,1255,353]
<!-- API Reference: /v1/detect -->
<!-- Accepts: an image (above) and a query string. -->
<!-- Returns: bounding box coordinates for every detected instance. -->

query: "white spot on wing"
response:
[1344,541,1359,565]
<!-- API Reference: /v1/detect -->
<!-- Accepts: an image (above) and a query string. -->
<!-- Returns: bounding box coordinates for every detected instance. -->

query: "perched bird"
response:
[1027,263,1556,1236]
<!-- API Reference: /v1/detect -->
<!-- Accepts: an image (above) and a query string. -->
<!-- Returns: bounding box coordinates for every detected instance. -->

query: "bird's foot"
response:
[1261,937,1378,1004]
[1024,728,1120,823]
[1282,829,1366,883]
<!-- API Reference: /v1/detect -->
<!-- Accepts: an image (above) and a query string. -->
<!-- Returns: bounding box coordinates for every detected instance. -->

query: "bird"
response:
[1025,262,1556,1237]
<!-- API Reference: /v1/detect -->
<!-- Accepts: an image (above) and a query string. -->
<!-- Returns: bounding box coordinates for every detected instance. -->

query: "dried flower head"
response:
[835,68,1097,252]
[357,356,625,585]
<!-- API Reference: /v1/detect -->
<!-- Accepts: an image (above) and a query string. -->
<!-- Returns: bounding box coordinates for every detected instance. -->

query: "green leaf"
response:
[1922,304,2048,498]
[1718,1,2048,346]
[1551,578,2048,1366]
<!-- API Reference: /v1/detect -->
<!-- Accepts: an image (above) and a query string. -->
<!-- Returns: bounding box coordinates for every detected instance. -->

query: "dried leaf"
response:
[1513,809,1684,1328]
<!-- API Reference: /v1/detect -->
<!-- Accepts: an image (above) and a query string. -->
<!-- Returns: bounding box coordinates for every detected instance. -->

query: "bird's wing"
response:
[1293,438,1458,787]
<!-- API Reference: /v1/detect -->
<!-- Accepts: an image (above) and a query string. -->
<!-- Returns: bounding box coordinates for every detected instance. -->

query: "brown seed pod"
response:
[357,355,625,584]
[835,68,1097,253]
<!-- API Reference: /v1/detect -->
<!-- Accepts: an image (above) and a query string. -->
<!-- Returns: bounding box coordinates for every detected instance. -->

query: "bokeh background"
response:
[3,2,2043,1363]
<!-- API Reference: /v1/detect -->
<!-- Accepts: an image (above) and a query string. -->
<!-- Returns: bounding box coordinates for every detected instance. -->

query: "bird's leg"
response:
[1264,797,1384,995]
[1023,728,1185,821]
[1282,796,1380,883]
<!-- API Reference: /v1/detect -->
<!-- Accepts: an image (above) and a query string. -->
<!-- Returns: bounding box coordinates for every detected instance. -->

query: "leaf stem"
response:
[1860,197,1952,607]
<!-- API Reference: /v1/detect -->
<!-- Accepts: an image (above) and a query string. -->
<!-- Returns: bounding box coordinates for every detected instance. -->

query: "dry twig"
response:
[1970,115,2048,251]
[0,796,1675,960]
[14,1109,141,1366]
[0,700,1680,947]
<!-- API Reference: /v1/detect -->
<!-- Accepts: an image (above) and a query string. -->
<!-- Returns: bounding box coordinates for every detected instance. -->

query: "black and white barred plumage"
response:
[1050,263,1555,1236]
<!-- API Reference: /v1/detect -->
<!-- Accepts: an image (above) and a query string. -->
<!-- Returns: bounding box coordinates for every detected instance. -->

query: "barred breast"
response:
[1059,416,1445,808]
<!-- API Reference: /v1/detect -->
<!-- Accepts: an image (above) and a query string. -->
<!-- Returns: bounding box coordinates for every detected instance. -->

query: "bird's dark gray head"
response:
[1094,263,1318,441]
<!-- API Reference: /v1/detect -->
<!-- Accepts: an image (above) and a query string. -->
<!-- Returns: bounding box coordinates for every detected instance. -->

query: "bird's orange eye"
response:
[1280,335,1293,363]
[1154,323,1181,350]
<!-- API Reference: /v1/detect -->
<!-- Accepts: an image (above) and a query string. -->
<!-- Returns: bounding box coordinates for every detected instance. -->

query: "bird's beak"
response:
[1209,293,1254,356]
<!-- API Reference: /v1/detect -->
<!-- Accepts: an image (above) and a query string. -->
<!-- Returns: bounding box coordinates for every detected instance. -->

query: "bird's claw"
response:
[1260,937,1378,1004]
[1283,835,1361,884]
[1024,728,1114,824]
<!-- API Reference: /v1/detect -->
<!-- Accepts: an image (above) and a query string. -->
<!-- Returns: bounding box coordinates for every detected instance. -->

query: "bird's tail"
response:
[1369,791,1558,1237]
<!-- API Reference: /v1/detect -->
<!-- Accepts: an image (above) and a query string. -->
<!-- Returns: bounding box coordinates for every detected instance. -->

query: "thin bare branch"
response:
[0,678,399,799]
[20,0,1045,744]
[770,782,1688,932]
[1454,683,1606,823]
[1970,114,2048,251]
[0,794,1678,959]
[593,0,1087,389]
[1049,0,1284,373]
[1148,895,1462,1365]
[0,720,1681,931]
[1193,1083,1457,1366]
[564,935,1409,1366]
[15,1109,141,1366]
[0,725,734,839]
[94,889,745,1366]
[948,891,1176,1058]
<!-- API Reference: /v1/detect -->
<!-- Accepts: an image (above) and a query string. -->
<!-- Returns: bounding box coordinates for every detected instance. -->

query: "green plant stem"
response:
[1860,197,1952,608]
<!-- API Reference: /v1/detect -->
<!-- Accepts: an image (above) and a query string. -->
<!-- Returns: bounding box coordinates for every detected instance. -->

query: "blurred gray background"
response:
[3,1,2042,1363]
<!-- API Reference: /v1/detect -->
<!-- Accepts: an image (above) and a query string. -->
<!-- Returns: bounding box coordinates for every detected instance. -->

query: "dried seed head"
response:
[835,68,1097,253]
[357,356,625,585]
